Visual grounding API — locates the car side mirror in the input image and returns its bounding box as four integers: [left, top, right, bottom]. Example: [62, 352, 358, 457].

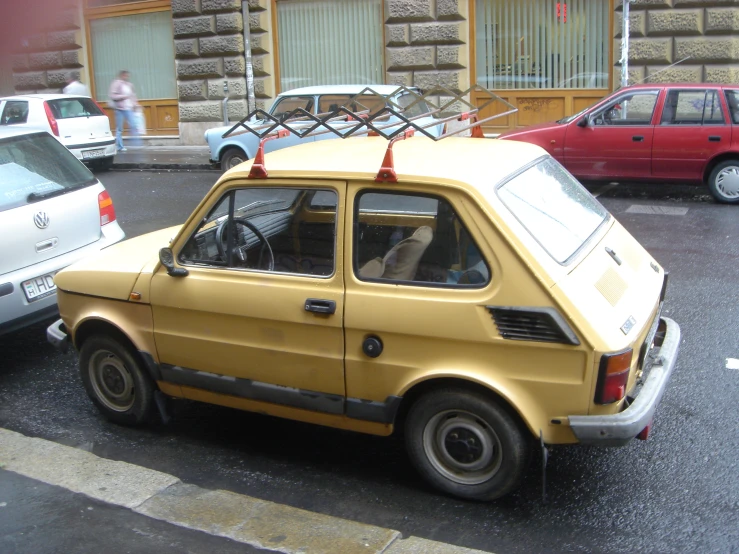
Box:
[577, 116, 589, 128]
[159, 248, 188, 277]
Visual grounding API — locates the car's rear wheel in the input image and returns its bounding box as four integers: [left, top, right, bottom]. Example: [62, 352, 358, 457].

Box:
[79, 335, 155, 425]
[708, 160, 739, 204]
[93, 156, 114, 171]
[221, 147, 247, 171]
[405, 388, 531, 501]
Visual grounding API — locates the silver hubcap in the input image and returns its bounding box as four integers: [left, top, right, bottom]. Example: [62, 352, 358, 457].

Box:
[423, 410, 502, 485]
[228, 155, 245, 169]
[88, 349, 135, 412]
[715, 166, 739, 198]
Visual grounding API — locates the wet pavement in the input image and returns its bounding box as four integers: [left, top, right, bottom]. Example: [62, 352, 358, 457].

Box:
[1, 165, 738, 553]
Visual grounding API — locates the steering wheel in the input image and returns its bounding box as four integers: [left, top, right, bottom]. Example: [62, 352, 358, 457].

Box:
[215, 217, 274, 271]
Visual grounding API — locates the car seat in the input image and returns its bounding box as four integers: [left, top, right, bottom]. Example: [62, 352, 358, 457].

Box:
[359, 226, 434, 281]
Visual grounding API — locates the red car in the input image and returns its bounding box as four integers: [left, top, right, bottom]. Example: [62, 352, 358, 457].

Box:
[498, 83, 739, 204]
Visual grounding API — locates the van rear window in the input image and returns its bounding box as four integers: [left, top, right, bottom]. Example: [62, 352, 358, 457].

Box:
[47, 98, 104, 119]
[0, 133, 96, 212]
[497, 158, 608, 264]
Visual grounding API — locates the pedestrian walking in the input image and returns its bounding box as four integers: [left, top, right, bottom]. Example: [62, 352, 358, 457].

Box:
[62, 73, 89, 96]
[108, 70, 139, 152]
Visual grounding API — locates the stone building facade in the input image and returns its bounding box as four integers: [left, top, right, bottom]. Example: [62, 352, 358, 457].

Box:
[5, 0, 739, 145]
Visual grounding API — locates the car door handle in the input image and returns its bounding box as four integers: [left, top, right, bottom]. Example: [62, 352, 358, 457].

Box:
[708, 135, 721, 142]
[304, 298, 336, 315]
[632, 135, 644, 142]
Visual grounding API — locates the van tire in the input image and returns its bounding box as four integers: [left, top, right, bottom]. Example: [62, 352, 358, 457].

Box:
[708, 160, 739, 204]
[221, 147, 247, 171]
[79, 335, 155, 426]
[405, 388, 530, 501]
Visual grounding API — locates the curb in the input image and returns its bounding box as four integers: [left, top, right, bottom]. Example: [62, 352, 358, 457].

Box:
[111, 163, 218, 171]
[0, 427, 493, 554]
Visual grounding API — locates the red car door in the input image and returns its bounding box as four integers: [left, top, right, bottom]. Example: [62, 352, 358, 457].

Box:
[564, 89, 661, 180]
[652, 88, 731, 182]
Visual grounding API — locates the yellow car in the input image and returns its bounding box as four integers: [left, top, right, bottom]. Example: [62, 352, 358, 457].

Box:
[47, 135, 680, 501]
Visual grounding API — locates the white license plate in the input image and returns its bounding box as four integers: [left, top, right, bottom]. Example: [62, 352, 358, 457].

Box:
[22, 273, 57, 302]
[82, 148, 106, 159]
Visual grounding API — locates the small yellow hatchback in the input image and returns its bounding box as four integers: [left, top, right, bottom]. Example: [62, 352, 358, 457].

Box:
[47, 134, 680, 501]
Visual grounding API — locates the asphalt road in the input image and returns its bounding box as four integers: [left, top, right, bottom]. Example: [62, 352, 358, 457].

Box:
[1, 170, 737, 553]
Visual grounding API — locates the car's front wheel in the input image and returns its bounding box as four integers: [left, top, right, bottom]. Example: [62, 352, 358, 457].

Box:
[708, 160, 739, 204]
[405, 388, 531, 501]
[221, 147, 248, 171]
[79, 335, 155, 425]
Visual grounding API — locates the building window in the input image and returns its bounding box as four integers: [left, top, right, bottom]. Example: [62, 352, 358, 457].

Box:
[89, 10, 177, 102]
[276, 0, 384, 91]
[476, 0, 609, 90]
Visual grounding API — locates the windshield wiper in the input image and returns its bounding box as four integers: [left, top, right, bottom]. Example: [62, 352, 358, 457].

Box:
[27, 183, 89, 203]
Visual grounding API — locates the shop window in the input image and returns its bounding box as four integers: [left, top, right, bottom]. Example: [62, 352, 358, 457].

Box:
[476, 0, 609, 90]
[276, 0, 384, 91]
[89, 10, 177, 102]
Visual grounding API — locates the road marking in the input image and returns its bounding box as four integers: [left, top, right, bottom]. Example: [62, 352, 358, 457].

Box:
[591, 183, 619, 198]
[0, 427, 491, 554]
[625, 205, 689, 215]
[727, 358, 739, 370]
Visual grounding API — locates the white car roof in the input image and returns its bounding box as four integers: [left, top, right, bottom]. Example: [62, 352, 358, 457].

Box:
[0, 94, 91, 101]
[0, 127, 49, 140]
[278, 85, 414, 97]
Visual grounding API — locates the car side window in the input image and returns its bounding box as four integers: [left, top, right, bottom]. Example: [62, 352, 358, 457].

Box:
[591, 92, 658, 126]
[726, 91, 739, 124]
[179, 187, 337, 277]
[1, 101, 29, 125]
[270, 96, 314, 121]
[354, 191, 490, 286]
[660, 90, 725, 125]
[318, 94, 387, 116]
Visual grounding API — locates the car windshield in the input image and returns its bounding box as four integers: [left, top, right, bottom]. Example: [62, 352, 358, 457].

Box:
[0, 133, 96, 212]
[204, 189, 302, 224]
[497, 158, 609, 264]
[47, 98, 104, 119]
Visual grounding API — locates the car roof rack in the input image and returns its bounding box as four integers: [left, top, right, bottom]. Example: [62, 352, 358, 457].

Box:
[221, 85, 517, 180]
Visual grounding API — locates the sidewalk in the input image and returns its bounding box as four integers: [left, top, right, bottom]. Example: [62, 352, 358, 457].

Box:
[112, 145, 216, 170]
[0, 427, 493, 554]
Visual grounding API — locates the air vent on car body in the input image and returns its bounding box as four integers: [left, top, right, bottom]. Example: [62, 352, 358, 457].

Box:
[487, 306, 580, 345]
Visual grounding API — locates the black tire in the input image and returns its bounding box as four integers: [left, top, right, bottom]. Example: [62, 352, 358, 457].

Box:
[79, 335, 155, 425]
[405, 388, 531, 501]
[221, 147, 248, 171]
[708, 160, 739, 204]
[94, 156, 114, 171]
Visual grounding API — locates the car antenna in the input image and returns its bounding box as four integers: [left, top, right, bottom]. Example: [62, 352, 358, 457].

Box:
[629, 56, 691, 86]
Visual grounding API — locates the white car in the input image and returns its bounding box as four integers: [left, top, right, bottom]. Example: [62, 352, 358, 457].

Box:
[0, 94, 116, 170]
[0, 128, 125, 334]
[205, 85, 443, 170]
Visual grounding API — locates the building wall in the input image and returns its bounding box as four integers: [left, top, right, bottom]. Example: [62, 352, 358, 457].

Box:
[7, 0, 739, 144]
[385, 0, 470, 93]
[9, 3, 86, 95]
[173, 0, 277, 144]
[617, 0, 739, 85]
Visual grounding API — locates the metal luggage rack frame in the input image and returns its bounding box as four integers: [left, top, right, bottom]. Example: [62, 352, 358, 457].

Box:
[221, 85, 517, 181]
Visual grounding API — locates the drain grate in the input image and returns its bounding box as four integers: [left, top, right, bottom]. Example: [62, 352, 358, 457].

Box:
[625, 205, 689, 215]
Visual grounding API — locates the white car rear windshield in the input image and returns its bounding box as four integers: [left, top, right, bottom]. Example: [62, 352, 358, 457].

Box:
[497, 158, 609, 264]
[0, 133, 96, 212]
[47, 98, 104, 119]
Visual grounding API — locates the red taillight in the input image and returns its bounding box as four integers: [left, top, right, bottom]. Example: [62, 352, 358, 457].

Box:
[98, 191, 116, 226]
[43, 101, 59, 136]
[594, 349, 633, 404]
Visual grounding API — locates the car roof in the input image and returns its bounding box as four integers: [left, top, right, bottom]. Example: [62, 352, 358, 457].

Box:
[0, 127, 49, 140]
[277, 85, 416, 97]
[0, 94, 91, 101]
[620, 83, 734, 90]
[224, 136, 546, 205]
